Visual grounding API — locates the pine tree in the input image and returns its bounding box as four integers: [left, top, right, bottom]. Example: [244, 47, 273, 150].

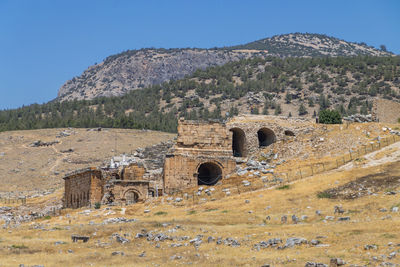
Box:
[298, 103, 308, 116]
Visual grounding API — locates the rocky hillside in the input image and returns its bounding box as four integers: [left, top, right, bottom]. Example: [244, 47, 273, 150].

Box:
[57, 49, 268, 101]
[57, 33, 393, 101]
[229, 33, 393, 57]
[2, 56, 399, 134]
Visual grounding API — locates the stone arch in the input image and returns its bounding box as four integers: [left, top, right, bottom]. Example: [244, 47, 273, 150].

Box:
[230, 128, 247, 157]
[257, 127, 276, 147]
[124, 189, 140, 204]
[284, 130, 295, 136]
[197, 162, 222, 186]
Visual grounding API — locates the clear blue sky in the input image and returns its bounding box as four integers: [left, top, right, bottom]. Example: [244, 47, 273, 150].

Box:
[0, 0, 399, 110]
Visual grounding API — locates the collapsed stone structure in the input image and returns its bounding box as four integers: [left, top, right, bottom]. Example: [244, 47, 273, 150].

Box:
[63, 115, 310, 208]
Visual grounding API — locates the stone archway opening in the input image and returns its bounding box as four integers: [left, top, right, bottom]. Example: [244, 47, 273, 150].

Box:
[230, 128, 246, 157]
[257, 128, 276, 147]
[125, 190, 139, 204]
[197, 162, 222, 186]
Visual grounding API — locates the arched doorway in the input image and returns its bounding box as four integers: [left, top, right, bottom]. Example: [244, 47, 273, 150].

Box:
[125, 190, 139, 204]
[230, 128, 246, 157]
[148, 188, 155, 197]
[197, 162, 222, 186]
[257, 128, 276, 147]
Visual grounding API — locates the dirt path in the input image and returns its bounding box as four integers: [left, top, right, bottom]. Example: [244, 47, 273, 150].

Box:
[339, 141, 400, 171]
[49, 141, 68, 172]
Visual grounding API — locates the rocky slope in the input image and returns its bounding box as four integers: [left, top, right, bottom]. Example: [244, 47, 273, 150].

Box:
[229, 33, 393, 57]
[57, 49, 268, 101]
[57, 33, 393, 101]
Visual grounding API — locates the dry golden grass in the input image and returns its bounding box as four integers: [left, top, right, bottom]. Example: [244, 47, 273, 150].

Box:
[1, 123, 400, 266]
[1, 153, 400, 266]
[0, 128, 174, 193]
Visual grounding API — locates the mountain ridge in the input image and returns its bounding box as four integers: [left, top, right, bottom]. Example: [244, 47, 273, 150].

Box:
[57, 33, 393, 102]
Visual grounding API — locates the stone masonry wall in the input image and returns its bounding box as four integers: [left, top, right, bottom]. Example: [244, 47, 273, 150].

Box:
[164, 119, 236, 194]
[227, 115, 312, 154]
[112, 181, 149, 203]
[372, 99, 400, 124]
[176, 119, 231, 149]
[64, 168, 103, 208]
[123, 164, 146, 181]
[163, 153, 236, 194]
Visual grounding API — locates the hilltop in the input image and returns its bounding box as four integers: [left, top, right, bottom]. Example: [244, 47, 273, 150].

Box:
[229, 33, 393, 57]
[57, 33, 393, 102]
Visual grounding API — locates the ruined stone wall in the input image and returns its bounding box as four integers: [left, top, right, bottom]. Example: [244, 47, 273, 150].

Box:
[163, 153, 236, 193]
[123, 163, 146, 181]
[164, 119, 237, 193]
[372, 99, 400, 124]
[112, 181, 149, 203]
[227, 115, 312, 154]
[176, 119, 231, 149]
[63, 168, 103, 208]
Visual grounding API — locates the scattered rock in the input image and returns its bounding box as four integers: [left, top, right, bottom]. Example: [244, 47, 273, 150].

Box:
[330, 258, 346, 266]
[305, 262, 328, 267]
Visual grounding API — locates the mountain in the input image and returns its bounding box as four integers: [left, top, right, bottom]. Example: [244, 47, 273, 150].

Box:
[57, 49, 268, 101]
[2, 55, 399, 133]
[57, 33, 393, 102]
[228, 33, 393, 57]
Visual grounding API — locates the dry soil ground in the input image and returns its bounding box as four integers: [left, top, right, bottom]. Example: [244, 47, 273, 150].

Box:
[0, 128, 174, 195]
[1, 123, 400, 266]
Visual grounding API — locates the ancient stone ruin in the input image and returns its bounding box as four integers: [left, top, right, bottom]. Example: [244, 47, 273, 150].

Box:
[63, 115, 321, 208]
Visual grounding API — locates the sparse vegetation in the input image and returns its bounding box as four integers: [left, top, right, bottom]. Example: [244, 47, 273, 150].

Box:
[317, 191, 333, 198]
[1, 56, 399, 133]
[94, 202, 101, 209]
[154, 211, 168, 216]
[277, 185, 291, 190]
[11, 244, 28, 249]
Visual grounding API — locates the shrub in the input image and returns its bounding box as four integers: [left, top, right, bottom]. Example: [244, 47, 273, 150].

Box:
[317, 191, 332, 198]
[277, 185, 291, 190]
[154, 211, 168, 216]
[94, 202, 101, 209]
[319, 109, 342, 124]
[11, 244, 28, 249]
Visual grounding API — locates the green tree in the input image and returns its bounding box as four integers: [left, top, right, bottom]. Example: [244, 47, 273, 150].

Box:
[319, 109, 342, 124]
[285, 92, 292, 104]
[274, 104, 282, 115]
[298, 103, 308, 116]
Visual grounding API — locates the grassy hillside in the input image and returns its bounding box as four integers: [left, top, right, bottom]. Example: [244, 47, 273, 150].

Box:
[1, 56, 400, 133]
[1, 130, 400, 266]
[0, 128, 174, 194]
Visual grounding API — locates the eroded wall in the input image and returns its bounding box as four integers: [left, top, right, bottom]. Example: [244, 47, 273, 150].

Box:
[372, 99, 400, 124]
[64, 168, 103, 208]
[164, 119, 236, 193]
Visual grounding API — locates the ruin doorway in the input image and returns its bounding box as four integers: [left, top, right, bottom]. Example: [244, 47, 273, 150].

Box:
[125, 190, 139, 204]
[230, 128, 246, 157]
[197, 162, 222, 186]
[148, 189, 155, 197]
[257, 128, 276, 147]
